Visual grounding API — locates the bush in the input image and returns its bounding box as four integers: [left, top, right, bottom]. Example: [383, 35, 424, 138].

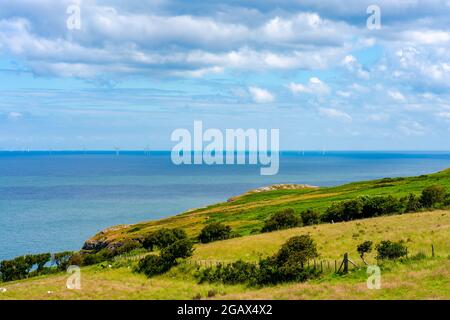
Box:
[362, 196, 403, 217]
[198, 222, 232, 243]
[342, 198, 364, 220]
[198, 260, 258, 285]
[0, 256, 31, 282]
[33, 253, 51, 272]
[445, 193, 450, 206]
[198, 235, 319, 286]
[323, 198, 364, 222]
[357, 241, 372, 264]
[142, 228, 187, 251]
[53, 251, 74, 271]
[275, 235, 318, 267]
[161, 239, 194, 263]
[402, 193, 422, 212]
[111, 239, 143, 256]
[137, 230, 193, 278]
[323, 202, 345, 222]
[420, 185, 446, 208]
[261, 208, 301, 232]
[137, 255, 171, 277]
[376, 240, 408, 260]
[300, 209, 321, 226]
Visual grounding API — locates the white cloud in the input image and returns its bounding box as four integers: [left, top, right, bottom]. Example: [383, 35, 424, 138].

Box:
[7, 111, 23, 120]
[436, 112, 450, 120]
[248, 86, 275, 103]
[342, 55, 369, 79]
[367, 113, 390, 122]
[388, 90, 406, 102]
[402, 30, 450, 45]
[171, 66, 224, 78]
[397, 121, 425, 136]
[319, 107, 352, 122]
[289, 77, 330, 96]
[336, 90, 351, 98]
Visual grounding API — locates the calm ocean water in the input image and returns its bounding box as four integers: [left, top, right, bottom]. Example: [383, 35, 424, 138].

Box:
[1, 151, 450, 261]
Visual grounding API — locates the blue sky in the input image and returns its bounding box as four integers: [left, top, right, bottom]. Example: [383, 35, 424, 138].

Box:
[1, 0, 450, 150]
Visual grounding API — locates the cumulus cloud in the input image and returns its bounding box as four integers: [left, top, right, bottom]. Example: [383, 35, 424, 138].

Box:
[319, 107, 352, 122]
[248, 86, 275, 103]
[388, 90, 406, 102]
[289, 77, 330, 96]
[342, 55, 369, 79]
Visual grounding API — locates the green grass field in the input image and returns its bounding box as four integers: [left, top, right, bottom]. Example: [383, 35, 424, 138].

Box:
[1, 210, 449, 300]
[1, 169, 449, 300]
[86, 168, 450, 246]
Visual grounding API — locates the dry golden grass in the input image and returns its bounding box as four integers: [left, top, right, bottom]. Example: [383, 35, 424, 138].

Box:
[193, 210, 450, 262]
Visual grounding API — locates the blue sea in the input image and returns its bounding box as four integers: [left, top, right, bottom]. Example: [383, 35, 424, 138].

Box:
[1, 151, 450, 261]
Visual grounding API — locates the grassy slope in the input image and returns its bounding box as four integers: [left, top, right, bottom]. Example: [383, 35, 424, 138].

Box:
[1, 210, 449, 300]
[88, 168, 450, 246]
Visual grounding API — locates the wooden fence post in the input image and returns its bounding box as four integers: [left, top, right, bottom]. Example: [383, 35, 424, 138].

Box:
[334, 260, 337, 273]
[432, 244, 435, 257]
[343, 253, 349, 274]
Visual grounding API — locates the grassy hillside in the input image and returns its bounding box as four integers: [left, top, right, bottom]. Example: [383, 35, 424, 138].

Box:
[1, 169, 449, 300]
[86, 168, 450, 248]
[1, 209, 449, 300]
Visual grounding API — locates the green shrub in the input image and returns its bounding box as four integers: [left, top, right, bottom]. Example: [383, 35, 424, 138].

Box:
[198, 235, 319, 286]
[323, 202, 345, 222]
[342, 198, 364, 220]
[275, 235, 318, 267]
[198, 260, 258, 285]
[324, 198, 364, 222]
[261, 208, 301, 232]
[160, 239, 194, 263]
[357, 241, 372, 264]
[420, 185, 446, 208]
[111, 239, 143, 256]
[137, 255, 171, 277]
[53, 251, 74, 271]
[198, 222, 232, 243]
[376, 240, 408, 260]
[362, 196, 403, 217]
[402, 193, 422, 212]
[33, 253, 51, 272]
[0, 256, 31, 282]
[142, 228, 187, 251]
[301, 209, 321, 226]
[137, 231, 193, 278]
[444, 193, 450, 206]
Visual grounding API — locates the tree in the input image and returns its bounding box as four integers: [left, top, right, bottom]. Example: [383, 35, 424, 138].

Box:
[136, 255, 171, 277]
[357, 241, 372, 265]
[53, 251, 73, 271]
[342, 198, 364, 221]
[142, 228, 187, 251]
[323, 202, 345, 222]
[198, 222, 232, 243]
[376, 240, 408, 260]
[273, 235, 319, 282]
[160, 239, 194, 263]
[301, 209, 321, 226]
[403, 193, 422, 212]
[32, 253, 51, 272]
[275, 235, 318, 267]
[261, 208, 302, 232]
[420, 185, 446, 208]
